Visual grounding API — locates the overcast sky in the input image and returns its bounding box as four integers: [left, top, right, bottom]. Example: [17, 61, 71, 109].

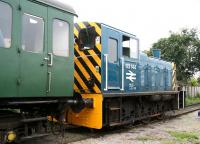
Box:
[58, 0, 200, 51]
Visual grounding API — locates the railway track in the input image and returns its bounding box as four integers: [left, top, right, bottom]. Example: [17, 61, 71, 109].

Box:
[22, 103, 200, 144]
[165, 103, 200, 117]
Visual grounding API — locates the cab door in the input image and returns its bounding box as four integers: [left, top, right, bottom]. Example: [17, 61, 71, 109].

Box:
[19, 0, 48, 97]
[47, 8, 74, 96]
[0, 0, 20, 97]
[104, 27, 121, 89]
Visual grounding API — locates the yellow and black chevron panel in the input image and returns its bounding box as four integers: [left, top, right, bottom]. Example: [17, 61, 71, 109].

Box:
[74, 22, 102, 94]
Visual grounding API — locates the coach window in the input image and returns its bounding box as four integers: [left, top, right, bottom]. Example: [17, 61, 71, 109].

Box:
[53, 19, 69, 57]
[22, 14, 44, 53]
[108, 38, 118, 63]
[0, 1, 12, 48]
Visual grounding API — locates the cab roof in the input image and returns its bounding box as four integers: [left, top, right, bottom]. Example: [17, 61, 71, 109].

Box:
[36, 0, 77, 16]
[101, 23, 136, 38]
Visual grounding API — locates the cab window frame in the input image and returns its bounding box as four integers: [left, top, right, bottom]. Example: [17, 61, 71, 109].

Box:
[122, 35, 139, 59]
[108, 37, 118, 63]
[52, 18, 70, 57]
[0, 1, 12, 49]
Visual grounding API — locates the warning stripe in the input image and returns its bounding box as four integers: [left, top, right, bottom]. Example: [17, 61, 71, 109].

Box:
[78, 22, 86, 30]
[83, 50, 101, 68]
[74, 77, 83, 91]
[74, 84, 80, 93]
[75, 64, 94, 93]
[87, 50, 101, 67]
[73, 22, 102, 94]
[74, 47, 101, 93]
[74, 70, 88, 90]
[75, 58, 101, 93]
[74, 45, 101, 83]
[88, 22, 102, 36]
[96, 44, 101, 53]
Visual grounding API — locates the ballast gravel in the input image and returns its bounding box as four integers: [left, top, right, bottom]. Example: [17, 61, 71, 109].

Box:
[69, 111, 200, 144]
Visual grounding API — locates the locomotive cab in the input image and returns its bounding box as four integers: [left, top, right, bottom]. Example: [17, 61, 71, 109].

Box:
[102, 25, 139, 92]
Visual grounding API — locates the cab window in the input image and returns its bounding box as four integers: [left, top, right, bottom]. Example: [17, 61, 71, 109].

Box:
[0, 1, 12, 48]
[22, 13, 44, 53]
[108, 38, 118, 63]
[122, 35, 139, 59]
[78, 26, 96, 50]
[53, 19, 69, 57]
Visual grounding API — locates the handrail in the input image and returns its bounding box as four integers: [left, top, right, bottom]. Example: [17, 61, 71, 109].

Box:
[104, 54, 108, 91]
[120, 57, 124, 91]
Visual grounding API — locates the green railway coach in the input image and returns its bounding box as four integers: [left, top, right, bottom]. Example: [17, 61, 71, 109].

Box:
[0, 0, 77, 143]
[0, 0, 75, 100]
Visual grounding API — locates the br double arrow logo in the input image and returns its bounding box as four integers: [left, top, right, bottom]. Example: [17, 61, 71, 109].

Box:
[126, 70, 136, 82]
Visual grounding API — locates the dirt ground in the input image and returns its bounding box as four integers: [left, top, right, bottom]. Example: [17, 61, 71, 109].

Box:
[69, 111, 200, 144]
[24, 111, 200, 144]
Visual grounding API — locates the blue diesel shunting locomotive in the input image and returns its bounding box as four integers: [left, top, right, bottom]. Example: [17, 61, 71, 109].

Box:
[69, 22, 178, 129]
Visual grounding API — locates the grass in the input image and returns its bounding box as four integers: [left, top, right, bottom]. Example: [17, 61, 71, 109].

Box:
[162, 140, 176, 144]
[168, 131, 199, 143]
[185, 94, 200, 106]
[135, 132, 200, 143]
[135, 135, 163, 142]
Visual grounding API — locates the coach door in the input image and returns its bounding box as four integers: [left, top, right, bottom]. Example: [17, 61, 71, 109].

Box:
[0, 0, 20, 97]
[46, 8, 74, 96]
[19, 0, 48, 97]
[104, 27, 121, 89]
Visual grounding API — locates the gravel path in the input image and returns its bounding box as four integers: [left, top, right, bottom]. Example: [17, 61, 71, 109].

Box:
[70, 111, 200, 144]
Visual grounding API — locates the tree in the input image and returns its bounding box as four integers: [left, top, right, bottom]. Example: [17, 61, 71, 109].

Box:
[188, 77, 198, 86]
[197, 76, 200, 85]
[149, 28, 200, 83]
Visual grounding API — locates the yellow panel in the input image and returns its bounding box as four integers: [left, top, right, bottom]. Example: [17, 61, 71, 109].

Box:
[67, 94, 103, 129]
